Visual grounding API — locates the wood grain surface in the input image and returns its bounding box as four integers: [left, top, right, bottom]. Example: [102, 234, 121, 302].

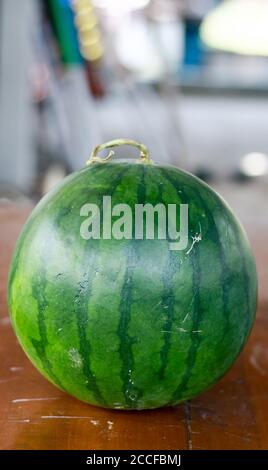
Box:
[0, 201, 267, 450]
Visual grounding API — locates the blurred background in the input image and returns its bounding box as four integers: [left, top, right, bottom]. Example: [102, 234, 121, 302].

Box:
[0, 0, 268, 294]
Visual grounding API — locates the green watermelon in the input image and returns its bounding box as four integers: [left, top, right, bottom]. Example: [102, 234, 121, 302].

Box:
[8, 140, 257, 410]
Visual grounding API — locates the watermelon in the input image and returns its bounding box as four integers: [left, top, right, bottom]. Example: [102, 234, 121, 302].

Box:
[8, 140, 257, 410]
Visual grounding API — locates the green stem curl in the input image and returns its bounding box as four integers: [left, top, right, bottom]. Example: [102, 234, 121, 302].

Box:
[86, 139, 152, 165]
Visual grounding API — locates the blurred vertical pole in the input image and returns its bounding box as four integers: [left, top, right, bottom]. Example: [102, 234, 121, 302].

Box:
[0, 0, 37, 191]
[43, 0, 104, 170]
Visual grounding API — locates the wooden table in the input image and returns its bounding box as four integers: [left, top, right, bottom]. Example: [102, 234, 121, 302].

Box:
[1, 201, 268, 450]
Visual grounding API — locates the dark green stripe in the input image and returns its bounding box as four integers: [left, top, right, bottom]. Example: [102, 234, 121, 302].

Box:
[31, 268, 64, 389]
[170, 245, 201, 401]
[117, 165, 147, 408]
[158, 252, 177, 379]
[8, 217, 39, 312]
[152, 171, 179, 379]
[232, 226, 254, 337]
[8, 167, 101, 312]
[54, 163, 109, 229]
[182, 175, 230, 334]
[160, 168, 229, 400]
[27, 171, 96, 389]
[73, 253, 105, 404]
[117, 244, 139, 407]
[159, 169, 199, 384]
[74, 165, 130, 405]
[201, 197, 230, 337]
[28, 165, 108, 390]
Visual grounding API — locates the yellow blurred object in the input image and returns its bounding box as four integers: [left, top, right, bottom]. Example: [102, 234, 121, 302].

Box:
[201, 0, 268, 56]
[81, 42, 104, 61]
[82, 31, 101, 46]
[72, 0, 93, 12]
[75, 11, 97, 28]
[72, 0, 104, 62]
[76, 17, 98, 31]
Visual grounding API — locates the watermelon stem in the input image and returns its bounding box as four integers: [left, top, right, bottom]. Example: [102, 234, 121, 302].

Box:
[87, 139, 152, 166]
